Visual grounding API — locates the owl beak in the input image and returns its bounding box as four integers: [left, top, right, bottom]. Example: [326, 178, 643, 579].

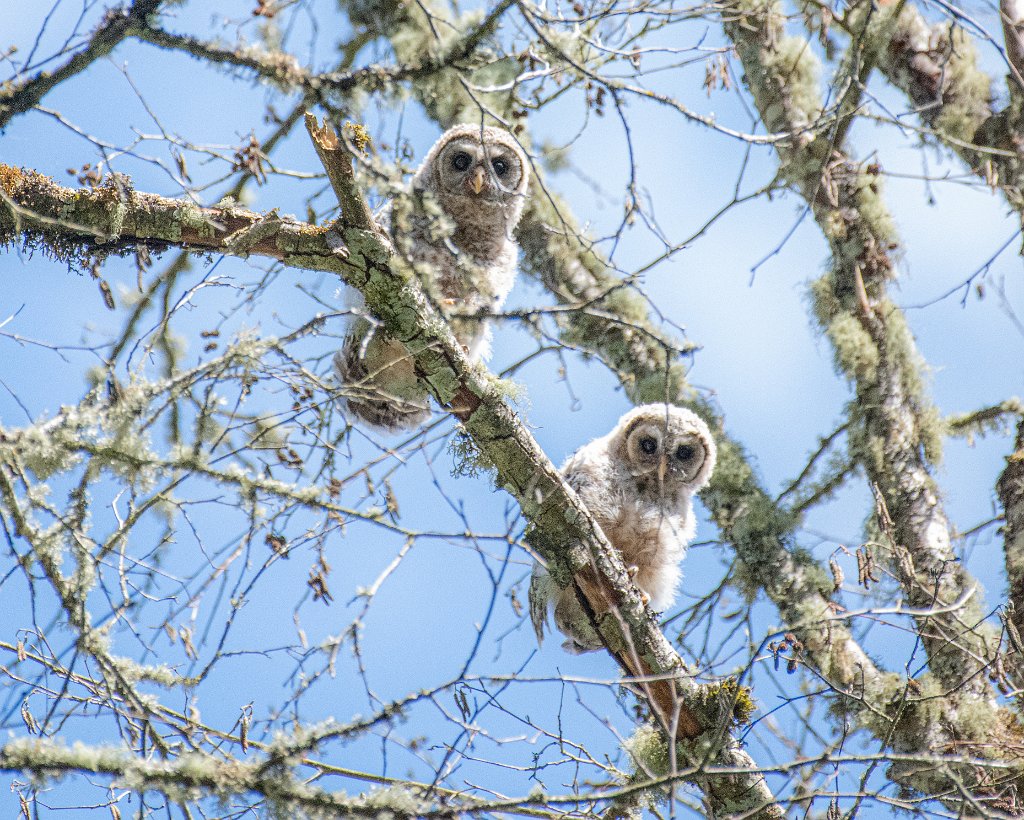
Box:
[471, 166, 486, 195]
[657, 456, 668, 484]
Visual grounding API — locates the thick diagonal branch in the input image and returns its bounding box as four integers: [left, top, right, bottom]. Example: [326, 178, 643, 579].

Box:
[1000, 420, 1024, 631]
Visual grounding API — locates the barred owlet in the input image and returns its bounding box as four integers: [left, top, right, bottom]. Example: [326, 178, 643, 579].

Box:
[334, 124, 530, 431]
[529, 404, 717, 653]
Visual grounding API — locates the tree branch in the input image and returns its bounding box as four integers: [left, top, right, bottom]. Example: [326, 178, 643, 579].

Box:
[1002, 0, 1024, 86]
[128, 1, 514, 101]
[0, 737, 484, 818]
[882, 4, 1024, 212]
[0, 0, 165, 130]
[0, 163, 338, 267]
[304, 114, 380, 234]
[1000, 419, 1024, 634]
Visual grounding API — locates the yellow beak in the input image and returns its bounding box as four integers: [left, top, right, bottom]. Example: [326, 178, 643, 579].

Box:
[657, 456, 667, 484]
[471, 166, 485, 195]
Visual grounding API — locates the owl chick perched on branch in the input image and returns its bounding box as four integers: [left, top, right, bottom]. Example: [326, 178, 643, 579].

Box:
[529, 404, 717, 654]
[334, 124, 530, 431]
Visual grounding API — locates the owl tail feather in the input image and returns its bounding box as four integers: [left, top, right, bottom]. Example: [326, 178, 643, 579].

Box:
[333, 336, 431, 433]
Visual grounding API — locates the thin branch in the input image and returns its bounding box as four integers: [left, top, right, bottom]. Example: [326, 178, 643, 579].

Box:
[0, 0, 166, 130]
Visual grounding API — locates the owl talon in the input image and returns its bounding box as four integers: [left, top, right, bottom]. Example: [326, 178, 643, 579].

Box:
[627, 564, 639, 579]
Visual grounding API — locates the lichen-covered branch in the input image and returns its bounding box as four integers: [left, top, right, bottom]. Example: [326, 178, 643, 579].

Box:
[0, 0, 166, 130]
[128, 1, 514, 101]
[305, 114, 381, 234]
[948, 398, 1024, 439]
[0, 461, 178, 756]
[882, 4, 1024, 211]
[867, 0, 1024, 674]
[0, 737, 497, 818]
[1000, 419, 1024, 633]
[723, 0, 1021, 804]
[0, 163, 341, 269]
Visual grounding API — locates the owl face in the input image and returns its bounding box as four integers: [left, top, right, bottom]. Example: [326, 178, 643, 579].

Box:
[616, 405, 716, 490]
[421, 125, 529, 208]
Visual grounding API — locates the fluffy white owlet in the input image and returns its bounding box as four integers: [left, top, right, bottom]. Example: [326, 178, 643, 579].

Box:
[529, 404, 717, 653]
[334, 124, 530, 431]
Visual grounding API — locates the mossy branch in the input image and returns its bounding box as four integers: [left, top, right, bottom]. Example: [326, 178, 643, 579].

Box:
[999, 418, 1024, 635]
[0, 737, 436, 818]
[947, 398, 1024, 439]
[0, 163, 342, 270]
[304, 113, 381, 234]
[882, 4, 1024, 213]
[127, 0, 515, 100]
[723, 0, 1021, 806]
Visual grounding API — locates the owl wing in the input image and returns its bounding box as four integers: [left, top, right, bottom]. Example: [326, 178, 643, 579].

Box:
[527, 449, 613, 647]
[562, 448, 618, 523]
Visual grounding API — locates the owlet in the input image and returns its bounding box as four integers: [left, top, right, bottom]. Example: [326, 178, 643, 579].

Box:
[529, 404, 717, 653]
[334, 124, 530, 431]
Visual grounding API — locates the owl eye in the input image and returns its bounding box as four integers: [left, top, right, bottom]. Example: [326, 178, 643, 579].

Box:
[451, 152, 472, 171]
[492, 158, 509, 176]
[675, 444, 696, 462]
[638, 436, 658, 455]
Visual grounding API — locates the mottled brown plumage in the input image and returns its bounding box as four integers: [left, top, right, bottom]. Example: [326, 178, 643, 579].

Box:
[334, 124, 530, 431]
[529, 404, 717, 653]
